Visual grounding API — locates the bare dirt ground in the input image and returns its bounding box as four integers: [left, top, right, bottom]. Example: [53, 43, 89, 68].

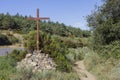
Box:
[73, 60, 97, 80]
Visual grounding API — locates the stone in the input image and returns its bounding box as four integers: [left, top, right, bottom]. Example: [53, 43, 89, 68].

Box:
[16, 50, 56, 72]
[26, 54, 32, 58]
[27, 59, 33, 63]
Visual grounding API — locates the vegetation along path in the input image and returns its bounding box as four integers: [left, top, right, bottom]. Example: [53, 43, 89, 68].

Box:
[73, 60, 97, 80]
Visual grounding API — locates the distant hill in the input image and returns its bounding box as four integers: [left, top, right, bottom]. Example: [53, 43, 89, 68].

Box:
[0, 13, 90, 37]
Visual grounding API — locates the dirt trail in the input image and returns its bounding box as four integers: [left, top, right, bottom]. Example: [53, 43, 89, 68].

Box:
[73, 61, 97, 80]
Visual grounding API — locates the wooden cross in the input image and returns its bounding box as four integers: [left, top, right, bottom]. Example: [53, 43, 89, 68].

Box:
[28, 8, 50, 51]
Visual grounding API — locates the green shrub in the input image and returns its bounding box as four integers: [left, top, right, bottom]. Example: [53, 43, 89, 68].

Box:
[24, 31, 72, 72]
[0, 33, 11, 45]
[79, 38, 89, 47]
[98, 41, 120, 59]
[7, 34, 19, 44]
[83, 48, 100, 70]
[0, 56, 16, 80]
[66, 47, 86, 63]
[110, 61, 120, 80]
[9, 49, 27, 61]
[60, 37, 84, 48]
[0, 33, 19, 45]
[82, 30, 91, 37]
[11, 68, 79, 80]
[84, 47, 120, 80]
[43, 36, 72, 72]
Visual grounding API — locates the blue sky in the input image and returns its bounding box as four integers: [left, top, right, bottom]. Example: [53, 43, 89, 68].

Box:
[0, 0, 103, 30]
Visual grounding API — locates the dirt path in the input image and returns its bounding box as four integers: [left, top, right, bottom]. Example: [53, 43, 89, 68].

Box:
[73, 61, 97, 80]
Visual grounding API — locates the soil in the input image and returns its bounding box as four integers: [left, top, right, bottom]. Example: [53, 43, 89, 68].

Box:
[73, 60, 97, 80]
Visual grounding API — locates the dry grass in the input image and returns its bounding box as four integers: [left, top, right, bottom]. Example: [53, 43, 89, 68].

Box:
[84, 47, 120, 80]
[11, 69, 79, 80]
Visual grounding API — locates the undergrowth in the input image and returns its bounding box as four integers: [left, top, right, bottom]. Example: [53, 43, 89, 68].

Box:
[84, 46, 120, 80]
[11, 68, 79, 80]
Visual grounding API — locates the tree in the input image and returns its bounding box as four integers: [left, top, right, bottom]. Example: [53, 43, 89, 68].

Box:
[87, 0, 120, 45]
[0, 14, 4, 28]
[2, 13, 15, 29]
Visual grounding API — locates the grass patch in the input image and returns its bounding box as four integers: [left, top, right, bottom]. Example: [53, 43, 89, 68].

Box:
[0, 56, 16, 80]
[11, 68, 79, 80]
[84, 47, 120, 80]
[66, 47, 87, 63]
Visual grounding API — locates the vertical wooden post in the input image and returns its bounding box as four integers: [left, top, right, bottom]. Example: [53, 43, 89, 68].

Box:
[27, 8, 50, 51]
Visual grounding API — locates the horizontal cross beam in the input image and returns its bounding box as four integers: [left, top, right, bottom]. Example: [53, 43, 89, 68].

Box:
[27, 17, 50, 20]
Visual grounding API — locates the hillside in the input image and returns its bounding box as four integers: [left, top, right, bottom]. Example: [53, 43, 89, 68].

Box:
[0, 13, 90, 37]
[0, 0, 120, 79]
[0, 12, 91, 80]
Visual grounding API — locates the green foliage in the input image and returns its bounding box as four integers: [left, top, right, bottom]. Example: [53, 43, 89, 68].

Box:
[84, 48, 101, 71]
[24, 31, 72, 72]
[9, 49, 27, 61]
[61, 37, 84, 48]
[79, 38, 89, 47]
[110, 61, 120, 80]
[93, 21, 120, 45]
[24, 31, 36, 51]
[0, 56, 79, 80]
[0, 13, 89, 37]
[87, 0, 120, 46]
[85, 1, 120, 79]
[40, 21, 83, 37]
[7, 34, 19, 44]
[0, 56, 16, 80]
[11, 68, 79, 80]
[84, 47, 120, 80]
[0, 33, 11, 45]
[82, 30, 91, 37]
[98, 41, 120, 59]
[66, 48, 86, 63]
[0, 33, 19, 45]
[0, 13, 23, 30]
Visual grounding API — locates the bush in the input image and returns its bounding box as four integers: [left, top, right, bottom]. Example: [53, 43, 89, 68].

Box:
[66, 48, 86, 63]
[7, 34, 19, 44]
[0, 33, 11, 45]
[0, 33, 19, 45]
[11, 68, 79, 80]
[82, 30, 91, 37]
[98, 41, 120, 59]
[0, 50, 27, 80]
[110, 61, 120, 80]
[60, 37, 84, 48]
[84, 47, 120, 80]
[0, 56, 16, 80]
[0, 56, 79, 80]
[24, 31, 72, 72]
[9, 49, 27, 61]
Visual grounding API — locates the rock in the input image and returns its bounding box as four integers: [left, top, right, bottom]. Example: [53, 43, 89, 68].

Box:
[31, 62, 37, 67]
[16, 50, 56, 72]
[26, 54, 32, 58]
[27, 59, 32, 63]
